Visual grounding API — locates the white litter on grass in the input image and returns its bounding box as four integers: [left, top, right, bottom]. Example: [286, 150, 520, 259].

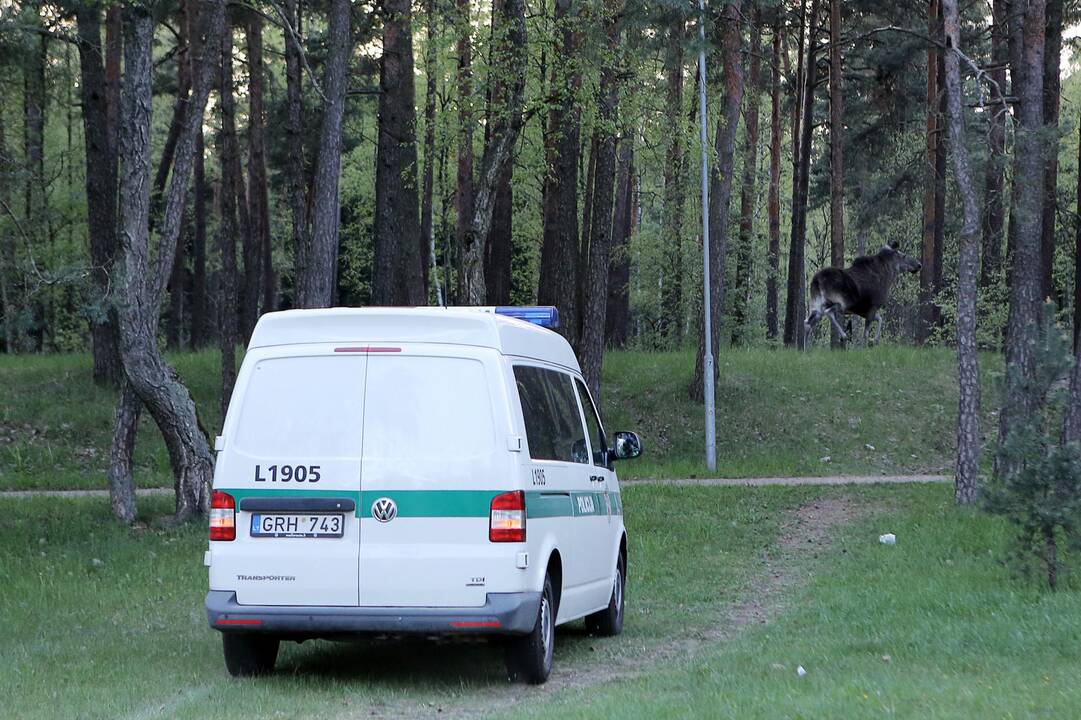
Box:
[864, 443, 876, 451]
[820, 456, 832, 463]
[797, 665, 808, 677]
[879, 533, 896, 545]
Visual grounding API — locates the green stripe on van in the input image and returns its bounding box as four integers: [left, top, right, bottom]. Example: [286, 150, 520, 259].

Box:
[217, 488, 622, 518]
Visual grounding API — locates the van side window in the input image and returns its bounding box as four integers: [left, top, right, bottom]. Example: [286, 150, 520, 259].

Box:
[513, 366, 589, 464]
[574, 379, 607, 467]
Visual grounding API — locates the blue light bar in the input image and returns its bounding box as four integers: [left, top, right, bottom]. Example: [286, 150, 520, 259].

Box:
[495, 306, 560, 329]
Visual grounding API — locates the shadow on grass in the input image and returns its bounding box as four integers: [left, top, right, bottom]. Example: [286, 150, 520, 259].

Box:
[272, 624, 599, 686]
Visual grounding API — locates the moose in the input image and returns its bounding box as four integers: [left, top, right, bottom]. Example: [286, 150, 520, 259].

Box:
[804, 241, 922, 346]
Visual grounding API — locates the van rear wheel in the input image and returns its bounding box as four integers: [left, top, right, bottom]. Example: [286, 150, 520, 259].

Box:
[585, 554, 625, 637]
[222, 633, 279, 677]
[505, 573, 555, 684]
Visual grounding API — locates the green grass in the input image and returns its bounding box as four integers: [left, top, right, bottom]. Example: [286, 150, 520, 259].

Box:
[505, 484, 1081, 719]
[0, 484, 817, 719]
[0, 345, 999, 490]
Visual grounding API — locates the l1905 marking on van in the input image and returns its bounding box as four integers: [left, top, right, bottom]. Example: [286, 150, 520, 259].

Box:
[253, 464, 321, 483]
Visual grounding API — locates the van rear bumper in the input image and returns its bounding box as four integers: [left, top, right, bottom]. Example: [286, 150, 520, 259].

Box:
[205, 590, 541, 636]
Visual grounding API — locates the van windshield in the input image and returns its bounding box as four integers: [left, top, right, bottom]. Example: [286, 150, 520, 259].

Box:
[233, 356, 366, 458]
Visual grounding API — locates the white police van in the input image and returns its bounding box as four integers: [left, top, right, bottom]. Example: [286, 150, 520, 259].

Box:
[205, 306, 641, 683]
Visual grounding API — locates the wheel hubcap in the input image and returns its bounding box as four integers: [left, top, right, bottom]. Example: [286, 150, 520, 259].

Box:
[541, 595, 553, 669]
[614, 567, 623, 619]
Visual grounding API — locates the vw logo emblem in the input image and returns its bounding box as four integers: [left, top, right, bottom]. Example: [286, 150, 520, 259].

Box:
[371, 497, 397, 523]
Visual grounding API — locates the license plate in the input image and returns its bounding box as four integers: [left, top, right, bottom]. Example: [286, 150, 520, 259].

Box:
[250, 513, 344, 538]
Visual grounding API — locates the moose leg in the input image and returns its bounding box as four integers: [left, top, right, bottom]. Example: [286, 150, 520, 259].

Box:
[873, 314, 884, 345]
[826, 307, 848, 342]
[804, 309, 823, 348]
[863, 313, 875, 346]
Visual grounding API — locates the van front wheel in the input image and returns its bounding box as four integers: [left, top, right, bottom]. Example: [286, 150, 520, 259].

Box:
[585, 554, 625, 637]
[222, 633, 279, 677]
[505, 574, 555, 684]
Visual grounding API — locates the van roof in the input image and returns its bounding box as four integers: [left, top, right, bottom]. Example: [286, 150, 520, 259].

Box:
[248, 307, 581, 371]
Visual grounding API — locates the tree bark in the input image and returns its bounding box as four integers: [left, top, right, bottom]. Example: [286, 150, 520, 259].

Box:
[605, 141, 634, 347]
[247, 12, 274, 323]
[998, 0, 1048, 471]
[459, 0, 527, 304]
[75, 3, 123, 384]
[0, 106, 15, 353]
[1065, 109, 1081, 442]
[284, 0, 309, 307]
[420, 0, 439, 303]
[659, 17, 686, 345]
[191, 128, 207, 347]
[732, 7, 762, 347]
[482, 0, 516, 306]
[106, 380, 140, 523]
[295, 0, 351, 308]
[578, 0, 624, 400]
[690, 0, 744, 400]
[941, 0, 982, 503]
[373, 0, 426, 305]
[1039, 0, 1063, 302]
[828, 0, 844, 348]
[766, 18, 782, 340]
[918, 0, 941, 345]
[453, 0, 476, 304]
[218, 20, 241, 418]
[113, 0, 223, 523]
[784, 0, 818, 348]
[537, 0, 583, 343]
[981, 0, 1007, 290]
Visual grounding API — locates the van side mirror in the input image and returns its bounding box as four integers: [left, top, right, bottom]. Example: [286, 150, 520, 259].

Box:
[610, 431, 642, 461]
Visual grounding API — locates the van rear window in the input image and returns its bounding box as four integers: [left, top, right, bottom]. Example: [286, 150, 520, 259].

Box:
[362, 356, 496, 470]
[234, 356, 366, 457]
[513, 366, 588, 464]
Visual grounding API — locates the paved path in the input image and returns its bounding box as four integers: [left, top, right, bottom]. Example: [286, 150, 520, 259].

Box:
[0, 474, 949, 499]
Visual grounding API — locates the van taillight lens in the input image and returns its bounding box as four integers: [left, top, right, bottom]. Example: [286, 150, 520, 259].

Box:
[209, 491, 236, 541]
[490, 491, 526, 542]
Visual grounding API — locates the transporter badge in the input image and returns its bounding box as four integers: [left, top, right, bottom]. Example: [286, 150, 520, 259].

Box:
[371, 497, 397, 523]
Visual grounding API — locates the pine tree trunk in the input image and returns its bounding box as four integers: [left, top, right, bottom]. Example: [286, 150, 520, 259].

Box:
[578, 0, 624, 399]
[218, 12, 242, 418]
[1064, 109, 1081, 442]
[766, 19, 782, 340]
[1039, 0, 1063, 302]
[75, 4, 123, 384]
[828, 0, 844, 348]
[420, 0, 439, 302]
[690, 0, 744, 400]
[784, 0, 818, 348]
[167, 2, 194, 350]
[296, 0, 350, 308]
[942, 0, 982, 503]
[0, 108, 15, 353]
[284, 0, 309, 307]
[537, 0, 582, 343]
[605, 141, 634, 348]
[460, 0, 527, 304]
[918, 0, 941, 345]
[482, 0, 515, 307]
[114, 0, 223, 523]
[191, 128, 207, 347]
[106, 379, 140, 523]
[981, 0, 1007, 290]
[659, 18, 685, 346]
[732, 7, 762, 347]
[998, 0, 1048, 472]
[247, 13, 274, 317]
[453, 0, 476, 303]
[373, 0, 425, 305]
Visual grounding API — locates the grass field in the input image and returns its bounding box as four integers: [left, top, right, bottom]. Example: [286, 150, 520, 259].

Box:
[5, 483, 1079, 718]
[0, 345, 1000, 490]
[0, 484, 818, 719]
[507, 484, 1081, 719]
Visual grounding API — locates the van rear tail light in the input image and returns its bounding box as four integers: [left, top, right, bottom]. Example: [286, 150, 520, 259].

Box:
[209, 491, 236, 541]
[490, 491, 526, 542]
